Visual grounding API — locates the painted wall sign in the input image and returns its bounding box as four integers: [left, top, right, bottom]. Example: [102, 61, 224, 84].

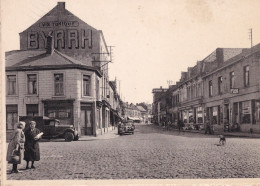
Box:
[231, 88, 239, 94]
[27, 29, 92, 49]
[152, 89, 167, 93]
[39, 21, 79, 28]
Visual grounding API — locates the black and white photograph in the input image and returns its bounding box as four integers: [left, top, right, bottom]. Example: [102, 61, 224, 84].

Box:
[1, 0, 260, 186]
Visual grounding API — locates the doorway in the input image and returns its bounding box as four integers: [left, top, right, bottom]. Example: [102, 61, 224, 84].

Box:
[81, 103, 93, 135]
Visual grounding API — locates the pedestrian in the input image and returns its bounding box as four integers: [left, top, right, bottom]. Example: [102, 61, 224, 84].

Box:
[24, 121, 42, 169]
[177, 119, 183, 132]
[6, 121, 26, 173]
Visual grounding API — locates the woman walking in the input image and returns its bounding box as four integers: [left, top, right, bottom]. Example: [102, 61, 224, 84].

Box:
[24, 121, 42, 169]
[6, 121, 26, 173]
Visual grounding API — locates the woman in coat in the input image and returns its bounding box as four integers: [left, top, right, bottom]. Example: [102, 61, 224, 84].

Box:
[24, 121, 41, 169]
[6, 121, 26, 173]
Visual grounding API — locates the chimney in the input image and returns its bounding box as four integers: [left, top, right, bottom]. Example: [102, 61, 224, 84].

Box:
[160, 86, 162, 89]
[57, 2, 65, 11]
[216, 48, 224, 66]
[46, 35, 54, 54]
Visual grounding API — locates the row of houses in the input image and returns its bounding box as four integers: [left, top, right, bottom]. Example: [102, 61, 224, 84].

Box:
[5, 2, 125, 138]
[123, 102, 152, 123]
[152, 44, 260, 133]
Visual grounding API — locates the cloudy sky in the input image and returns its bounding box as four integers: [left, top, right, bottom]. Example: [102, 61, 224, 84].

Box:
[2, 0, 260, 104]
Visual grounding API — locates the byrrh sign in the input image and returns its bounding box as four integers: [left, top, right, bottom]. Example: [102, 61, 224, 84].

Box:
[27, 21, 92, 49]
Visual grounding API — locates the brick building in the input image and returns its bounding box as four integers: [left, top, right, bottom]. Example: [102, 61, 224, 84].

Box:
[5, 2, 122, 138]
[152, 45, 260, 133]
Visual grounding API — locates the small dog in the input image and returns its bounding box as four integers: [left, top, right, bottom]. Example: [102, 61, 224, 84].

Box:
[219, 135, 226, 145]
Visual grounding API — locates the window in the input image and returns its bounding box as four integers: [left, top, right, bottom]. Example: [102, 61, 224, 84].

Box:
[244, 66, 249, 87]
[26, 104, 38, 116]
[6, 105, 18, 130]
[96, 78, 99, 100]
[230, 71, 235, 89]
[209, 80, 213, 97]
[54, 74, 64, 95]
[212, 106, 218, 124]
[241, 101, 251, 124]
[83, 75, 91, 96]
[218, 76, 223, 94]
[27, 74, 37, 94]
[7, 75, 16, 95]
[196, 107, 203, 123]
[188, 109, 194, 123]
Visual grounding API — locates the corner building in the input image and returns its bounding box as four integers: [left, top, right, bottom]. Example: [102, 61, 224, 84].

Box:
[6, 2, 114, 138]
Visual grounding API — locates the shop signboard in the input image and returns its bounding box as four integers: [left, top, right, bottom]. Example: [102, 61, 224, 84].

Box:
[231, 88, 239, 94]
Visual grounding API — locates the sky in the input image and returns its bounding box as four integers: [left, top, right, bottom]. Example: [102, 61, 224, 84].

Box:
[2, 0, 260, 104]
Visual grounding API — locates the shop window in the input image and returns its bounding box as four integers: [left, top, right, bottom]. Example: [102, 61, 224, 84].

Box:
[212, 106, 218, 124]
[188, 109, 194, 123]
[230, 71, 235, 89]
[244, 66, 249, 87]
[27, 74, 37, 94]
[197, 107, 203, 123]
[254, 100, 260, 124]
[83, 75, 91, 96]
[218, 76, 223, 94]
[7, 75, 16, 95]
[241, 101, 251, 124]
[183, 111, 188, 123]
[209, 80, 213, 97]
[54, 74, 64, 95]
[26, 104, 39, 116]
[219, 106, 223, 124]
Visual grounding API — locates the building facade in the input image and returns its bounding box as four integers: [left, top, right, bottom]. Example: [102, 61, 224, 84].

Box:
[6, 2, 121, 138]
[152, 46, 260, 133]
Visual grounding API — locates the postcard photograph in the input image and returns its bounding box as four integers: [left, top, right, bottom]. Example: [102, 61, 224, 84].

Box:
[1, 0, 260, 186]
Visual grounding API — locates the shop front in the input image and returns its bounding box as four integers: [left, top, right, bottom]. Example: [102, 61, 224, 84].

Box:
[43, 99, 74, 126]
[232, 99, 260, 133]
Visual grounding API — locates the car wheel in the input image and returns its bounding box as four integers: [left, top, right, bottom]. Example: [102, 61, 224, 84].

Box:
[64, 132, 74, 142]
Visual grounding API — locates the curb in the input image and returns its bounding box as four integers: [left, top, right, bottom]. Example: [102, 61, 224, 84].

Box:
[152, 124, 260, 138]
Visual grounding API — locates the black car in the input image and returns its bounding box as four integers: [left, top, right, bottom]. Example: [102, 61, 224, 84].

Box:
[118, 121, 135, 135]
[20, 116, 79, 142]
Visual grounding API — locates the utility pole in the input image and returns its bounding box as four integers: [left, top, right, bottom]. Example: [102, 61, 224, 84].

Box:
[248, 28, 253, 48]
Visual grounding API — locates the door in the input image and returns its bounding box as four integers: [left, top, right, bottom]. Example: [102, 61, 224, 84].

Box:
[80, 110, 86, 135]
[81, 105, 93, 135]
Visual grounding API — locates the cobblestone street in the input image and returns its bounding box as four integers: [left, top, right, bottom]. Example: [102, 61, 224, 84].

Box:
[6, 124, 260, 180]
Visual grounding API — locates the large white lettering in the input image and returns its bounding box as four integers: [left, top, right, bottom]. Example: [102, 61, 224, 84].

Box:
[28, 31, 39, 49]
[29, 29, 92, 49]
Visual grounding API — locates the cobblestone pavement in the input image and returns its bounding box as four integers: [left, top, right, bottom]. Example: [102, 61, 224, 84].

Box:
[6, 124, 260, 180]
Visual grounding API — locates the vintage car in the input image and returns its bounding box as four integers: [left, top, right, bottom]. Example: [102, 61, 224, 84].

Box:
[118, 121, 135, 135]
[19, 116, 79, 142]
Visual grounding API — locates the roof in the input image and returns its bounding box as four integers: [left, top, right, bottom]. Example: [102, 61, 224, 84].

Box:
[6, 49, 87, 67]
[203, 43, 260, 78]
[20, 2, 97, 34]
[5, 49, 102, 76]
[137, 106, 146, 112]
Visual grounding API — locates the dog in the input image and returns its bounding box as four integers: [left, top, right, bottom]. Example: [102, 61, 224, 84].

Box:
[219, 135, 226, 145]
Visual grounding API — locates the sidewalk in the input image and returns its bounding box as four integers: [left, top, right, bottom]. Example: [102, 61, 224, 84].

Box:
[79, 128, 119, 141]
[155, 124, 260, 138]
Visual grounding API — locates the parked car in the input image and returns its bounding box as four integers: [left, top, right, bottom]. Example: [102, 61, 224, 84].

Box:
[118, 121, 135, 135]
[19, 116, 79, 142]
